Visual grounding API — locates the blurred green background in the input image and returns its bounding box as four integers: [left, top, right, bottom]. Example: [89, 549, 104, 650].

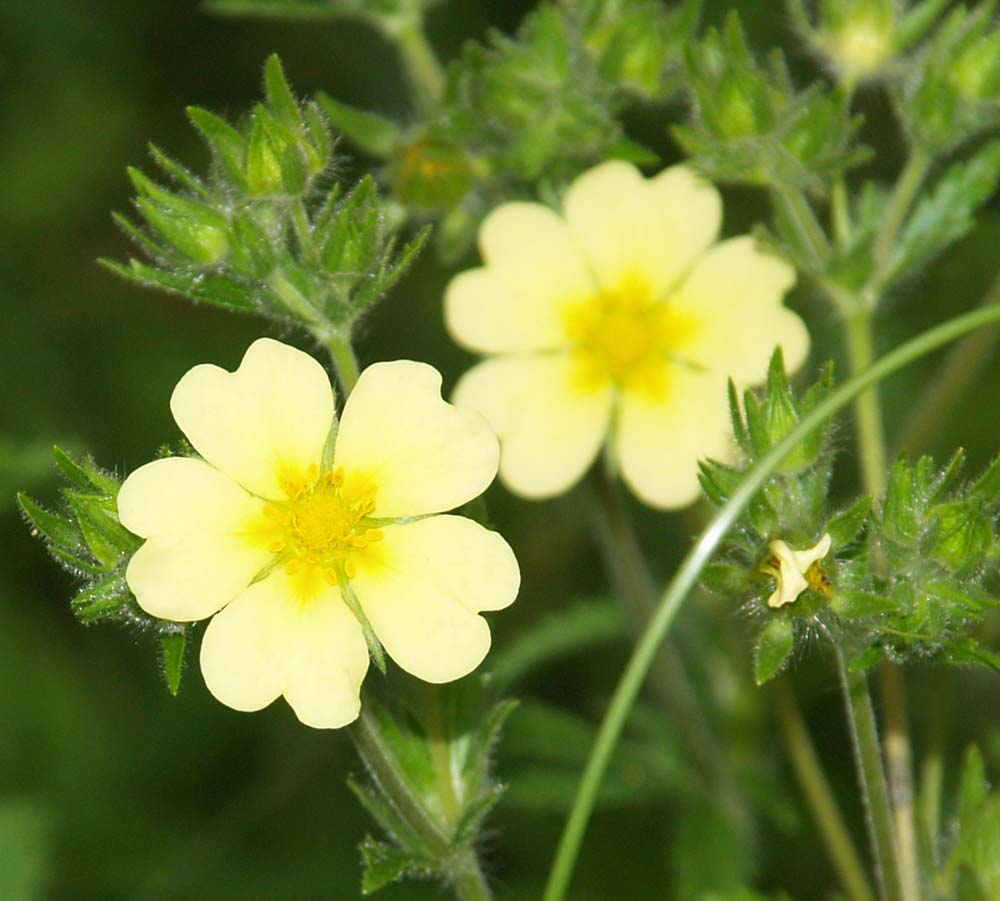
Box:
[3, 1, 1000, 899]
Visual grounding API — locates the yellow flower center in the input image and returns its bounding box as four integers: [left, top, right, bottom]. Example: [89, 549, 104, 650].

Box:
[564, 278, 695, 395]
[264, 466, 383, 582]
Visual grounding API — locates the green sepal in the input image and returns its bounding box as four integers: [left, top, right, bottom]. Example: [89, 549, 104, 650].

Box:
[339, 574, 387, 674]
[754, 618, 794, 685]
[830, 588, 898, 619]
[70, 573, 132, 624]
[246, 112, 285, 196]
[316, 93, 400, 158]
[159, 627, 187, 695]
[52, 446, 119, 495]
[17, 492, 84, 552]
[928, 500, 993, 575]
[826, 496, 872, 549]
[702, 563, 752, 596]
[263, 54, 301, 130]
[186, 105, 249, 189]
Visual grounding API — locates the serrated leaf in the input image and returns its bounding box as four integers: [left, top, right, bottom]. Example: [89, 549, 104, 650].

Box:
[359, 836, 432, 894]
[826, 496, 872, 549]
[888, 142, 1000, 285]
[159, 628, 187, 695]
[754, 619, 794, 685]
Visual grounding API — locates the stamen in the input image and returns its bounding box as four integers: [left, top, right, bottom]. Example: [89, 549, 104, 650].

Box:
[344, 558, 357, 579]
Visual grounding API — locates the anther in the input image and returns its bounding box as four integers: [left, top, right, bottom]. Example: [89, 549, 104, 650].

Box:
[286, 559, 301, 575]
[344, 558, 357, 579]
[268, 539, 287, 553]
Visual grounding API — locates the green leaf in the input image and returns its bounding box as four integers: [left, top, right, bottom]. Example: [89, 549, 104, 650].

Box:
[358, 836, 432, 894]
[316, 93, 400, 158]
[754, 619, 794, 685]
[159, 628, 187, 695]
[888, 142, 1000, 285]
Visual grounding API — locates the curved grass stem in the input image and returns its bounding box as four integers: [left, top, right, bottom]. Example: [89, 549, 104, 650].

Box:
[542, 301, 1000, 901]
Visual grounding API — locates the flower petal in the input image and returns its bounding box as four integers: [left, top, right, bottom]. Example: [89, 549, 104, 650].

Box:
[333, 360, 499, 518]
[564, 161, 721, 299]
[118, 457, 272, 621]
[200, 570, 368, 728]
[445, 202, 595, 354]
[351, 515, 519, 683]
[170, 338, 334, 499]
[668, 236, 806, 384]
[453, 354, 612, 500]
[616, 364, 733, 509]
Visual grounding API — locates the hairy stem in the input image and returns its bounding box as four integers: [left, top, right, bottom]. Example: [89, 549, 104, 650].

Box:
[773, 677, 875, 901]
[351, 707, 492, 901]
[323, 330, 361, 394]
[870, 150, 933, 295]
[393, 20, 445, 104]
[422, 683, 461, 824]
[771, 184, 832, 273]
[835, 649, 903, 901]
[351, 708, 450, 857]
[542, 302, 1000, 901]
[845, 309, 888, 497]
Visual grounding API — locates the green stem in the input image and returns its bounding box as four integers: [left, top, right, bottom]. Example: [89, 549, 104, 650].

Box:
[393, 20, 445, 104]
[351, 708, 492, 901]
[323, 330, 361, 394]
[845, 309, 888, 497]
[589, 470, 746, 829]
[835, 649, 903, 901]
[773, 678, 876, 901]
[772, 183, 832, 272]
[266, 270, 329, 333]
[290, 198, 319, 266]
[421, 684, 493, 901]
[542, 301, 1000, 901]
[422, 683, 461, 824]
[351, 708, 450, 857]
[870, 150, 933, 296]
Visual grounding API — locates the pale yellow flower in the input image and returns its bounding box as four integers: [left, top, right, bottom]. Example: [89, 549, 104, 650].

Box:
[765, 534, 832, 609]
[117, 339, 519, 729]
[445, 160, 809, 508]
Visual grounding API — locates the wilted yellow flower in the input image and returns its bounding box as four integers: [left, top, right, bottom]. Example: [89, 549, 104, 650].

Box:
[117, 339, 519, 729]
[445, 160, 809, 509]
[765, 534, 832, 609]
